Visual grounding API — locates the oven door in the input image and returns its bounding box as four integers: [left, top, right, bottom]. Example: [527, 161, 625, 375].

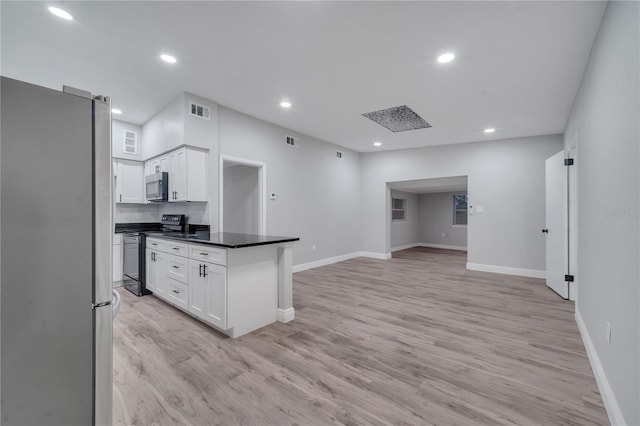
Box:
[122, 234, 140, 281]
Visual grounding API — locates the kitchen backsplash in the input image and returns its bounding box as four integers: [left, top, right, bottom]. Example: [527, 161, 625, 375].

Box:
[115, 202, 210, 225]
[160, 202, 210, 225]
[114, 204, 160, 223]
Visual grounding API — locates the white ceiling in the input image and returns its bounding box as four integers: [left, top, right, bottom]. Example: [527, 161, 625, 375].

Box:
[389, 176, 468, 194]
[0, 1, 606, 152]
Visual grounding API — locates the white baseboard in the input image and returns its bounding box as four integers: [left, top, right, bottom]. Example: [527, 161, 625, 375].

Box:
[359, 251, 392, 260]
[466, 262, 545, 279]
[277, 307, 295, 323]
[418, 243, 467, 252]
[292, 251, 393, 273]
[292, 252, 362, 273]
[390, 243, 422, 252]
[575, 309, 626, 426]
[391, 243, 468, 252]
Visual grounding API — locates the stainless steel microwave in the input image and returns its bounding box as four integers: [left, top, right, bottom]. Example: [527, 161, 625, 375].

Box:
[145, 172, 168, 202]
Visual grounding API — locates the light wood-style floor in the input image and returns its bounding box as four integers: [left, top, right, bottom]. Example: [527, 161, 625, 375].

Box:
[113, 247, 608, 426]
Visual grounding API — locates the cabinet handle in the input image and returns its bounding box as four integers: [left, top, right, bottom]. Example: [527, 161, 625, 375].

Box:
[203, 264, 207, 278]
[172, 247, 179, 250]
[199, 252, 208, 256]
[172, 289, 180, 294]
[119, 194, 122, 202]
[172, 265, 179, 269]
[199, 264, 203, 277]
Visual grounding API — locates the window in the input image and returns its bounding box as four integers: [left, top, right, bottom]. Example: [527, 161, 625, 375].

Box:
[453, 194, 468, 226]
[392, 198, 406, 221]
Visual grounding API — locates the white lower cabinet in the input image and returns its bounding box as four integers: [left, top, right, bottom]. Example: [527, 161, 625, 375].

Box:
[146, 248, 166, 298]
[166, 278, 189, 311]
[113, 233, 123, 283]
[148, 238, 277, 338]
[189, 259, 227, 330]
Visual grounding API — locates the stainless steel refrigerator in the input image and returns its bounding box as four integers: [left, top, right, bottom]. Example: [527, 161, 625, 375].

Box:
[1, 77, 113, 425]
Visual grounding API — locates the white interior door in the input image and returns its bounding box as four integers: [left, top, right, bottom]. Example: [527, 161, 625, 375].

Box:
[545, 151, 569, 299]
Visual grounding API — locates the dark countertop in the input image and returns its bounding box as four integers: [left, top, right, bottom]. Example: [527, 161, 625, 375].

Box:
[144, 231, 299, 249]
[115, 222, 163, 233]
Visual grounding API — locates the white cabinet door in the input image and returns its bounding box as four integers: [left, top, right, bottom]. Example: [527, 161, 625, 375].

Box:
[112, 242, 122, 283]
[188, 259, 206, 319]
[149, 156, 169, 175]
[203, 261, 227, 330]
[169, 148, 186, 202]
[116, 159, 144, 203]
[145, 249, 156, 293]
[146, 249, 167, 298]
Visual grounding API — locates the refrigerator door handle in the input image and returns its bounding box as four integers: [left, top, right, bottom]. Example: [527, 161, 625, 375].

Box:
[93, 96, 112, 305]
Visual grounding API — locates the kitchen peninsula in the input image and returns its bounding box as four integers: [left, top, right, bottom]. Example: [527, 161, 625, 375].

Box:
[143, 231, 299, 338]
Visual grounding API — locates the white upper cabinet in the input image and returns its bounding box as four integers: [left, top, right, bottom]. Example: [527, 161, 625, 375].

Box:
[115, 159, 144, 204]
[167, 146, 206, 202]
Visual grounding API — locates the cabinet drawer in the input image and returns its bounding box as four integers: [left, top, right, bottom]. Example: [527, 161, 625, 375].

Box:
[166, 253, 189, 283]
[167, 241, 188, 257]
[166, 278, 188, 311]
[146, 238, 166, 252]
[189, 244, 226, 266]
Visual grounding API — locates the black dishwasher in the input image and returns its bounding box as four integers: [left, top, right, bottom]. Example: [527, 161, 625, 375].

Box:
[122, 233, 151, 296]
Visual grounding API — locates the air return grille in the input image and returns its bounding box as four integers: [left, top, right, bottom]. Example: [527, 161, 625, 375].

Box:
[189, 102, 210, 120]
[285, 135, 297, 147]
[362, 105, 431, 132]
[123, 130, 137, 154]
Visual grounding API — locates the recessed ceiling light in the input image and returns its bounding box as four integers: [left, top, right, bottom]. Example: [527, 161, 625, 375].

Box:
[280, 101, 292, 108]
[160, 54, 177, 64]
[484, 128, 496, 133]
[111, 108, 122, 115]
[373, 142, 382, 147]
[437, 52, 455, 63]
[48, 6, 73, 20]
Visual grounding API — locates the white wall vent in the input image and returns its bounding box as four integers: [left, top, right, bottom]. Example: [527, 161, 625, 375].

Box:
[336, 151, 344, 159]
[285, 135, 298, 147]
[123, 130, 137, 155]
[189, 102, 210, 120]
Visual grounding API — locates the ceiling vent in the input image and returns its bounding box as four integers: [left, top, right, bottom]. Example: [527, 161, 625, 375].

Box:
[362, 105, 431, 132]
[189, 102, 210, 120]
[285, 135, 298, 147]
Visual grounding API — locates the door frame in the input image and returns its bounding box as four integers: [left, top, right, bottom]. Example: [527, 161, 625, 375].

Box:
[219, 155, 267, 235]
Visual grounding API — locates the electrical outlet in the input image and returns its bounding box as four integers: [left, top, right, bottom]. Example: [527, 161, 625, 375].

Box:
[606, 322, 612, 346]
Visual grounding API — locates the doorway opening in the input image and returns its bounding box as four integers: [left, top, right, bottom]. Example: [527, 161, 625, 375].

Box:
[387, 176, 468, 260]
[219, 155, 266, 235]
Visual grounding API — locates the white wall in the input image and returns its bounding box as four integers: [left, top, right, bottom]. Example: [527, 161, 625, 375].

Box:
[389, 190, 419, 250]
[361, 135, 563, 273]
[223, 164, 259, 234]
[563, 1, 639, 424]
[142, 92, 219, 227]
[418, 191, 467, 248]
[218, 106, 361, 266]
[112, 120, 143, 160]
